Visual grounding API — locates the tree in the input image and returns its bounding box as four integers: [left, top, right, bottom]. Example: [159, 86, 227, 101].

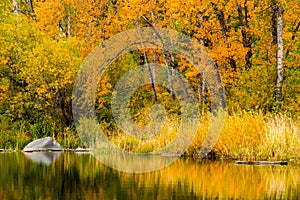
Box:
[276, 5, 284, 102]
[1, 0, 82, 128]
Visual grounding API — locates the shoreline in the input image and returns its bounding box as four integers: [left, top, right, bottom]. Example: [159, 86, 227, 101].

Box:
[1, 148, 299, 165]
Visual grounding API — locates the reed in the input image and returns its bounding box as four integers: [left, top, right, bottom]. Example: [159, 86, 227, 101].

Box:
[109, 111, 300, 160]
[1, 111, 299, 161]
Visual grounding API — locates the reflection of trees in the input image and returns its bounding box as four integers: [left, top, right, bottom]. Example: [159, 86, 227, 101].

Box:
[0, 153, 299, 199]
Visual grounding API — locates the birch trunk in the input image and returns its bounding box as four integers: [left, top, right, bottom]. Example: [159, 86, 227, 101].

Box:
[276, 6, 284, 102]
[13, 0, 19, 15]
[135, 20, 157, 101]
[67, 16, 71, 37]
[237, 2, 253, 69]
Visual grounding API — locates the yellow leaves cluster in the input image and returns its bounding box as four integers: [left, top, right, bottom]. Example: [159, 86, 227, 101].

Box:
[0, 4, 82, 118]
[35, 0, 65, 36]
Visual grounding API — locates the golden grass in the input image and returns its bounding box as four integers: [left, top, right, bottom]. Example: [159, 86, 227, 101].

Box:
[213, 112, 299, 160]
[110, 112, 300, 160]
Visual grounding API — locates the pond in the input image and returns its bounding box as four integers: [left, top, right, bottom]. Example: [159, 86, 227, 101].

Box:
[0, 152, 299, 199]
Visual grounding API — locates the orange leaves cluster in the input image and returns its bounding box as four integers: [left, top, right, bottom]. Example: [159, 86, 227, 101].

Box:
[2, 0, 300, 126]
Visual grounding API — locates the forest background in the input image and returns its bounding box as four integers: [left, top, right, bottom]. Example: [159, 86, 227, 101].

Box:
[0, 0, 299, 160]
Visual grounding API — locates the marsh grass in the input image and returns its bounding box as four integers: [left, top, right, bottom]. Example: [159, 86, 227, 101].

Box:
[109, 120, 179, 153]
[1, 112, 299, 161]
[109, 112, 300, 160]
[261, 114, 299, 160]
[0, 116, 79, 150]
[0, 119, 31, 149]
[203, 112, 299, 160]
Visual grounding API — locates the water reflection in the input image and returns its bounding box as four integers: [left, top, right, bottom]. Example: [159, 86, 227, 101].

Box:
[93, 151, 179, 173]
[23, 151, 62, 165]
[0, 152, 299, 199]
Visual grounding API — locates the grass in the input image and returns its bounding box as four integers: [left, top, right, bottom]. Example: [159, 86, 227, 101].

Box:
[0, 117, 80, 150]
[0, 111, 299, 162]
[212, 112, 299, 160]
[106, 111, 300, 161]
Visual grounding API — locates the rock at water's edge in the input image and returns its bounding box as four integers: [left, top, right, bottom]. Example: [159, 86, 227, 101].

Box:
[23, 137, 63, 152]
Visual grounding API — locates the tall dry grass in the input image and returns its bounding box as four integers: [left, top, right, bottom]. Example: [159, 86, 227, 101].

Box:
[110, 112, 300, 160]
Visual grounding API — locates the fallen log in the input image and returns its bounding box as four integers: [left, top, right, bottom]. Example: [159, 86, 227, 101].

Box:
[236, 161, 288, 165]
[0, 149, 16, 153]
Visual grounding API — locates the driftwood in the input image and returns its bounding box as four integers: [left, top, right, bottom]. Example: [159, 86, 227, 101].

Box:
[161, 153, 181, 157]
[74, 147, 95, 153]
[0, 149, 15, 153]
[236, 161, 288, 165]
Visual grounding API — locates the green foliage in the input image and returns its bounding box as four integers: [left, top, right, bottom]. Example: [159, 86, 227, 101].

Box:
[0, 4, 82, 148]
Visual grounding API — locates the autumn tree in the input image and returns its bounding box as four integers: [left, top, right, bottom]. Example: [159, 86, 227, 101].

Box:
[1, 0, 299, 147]
[0, 0, 82, 134]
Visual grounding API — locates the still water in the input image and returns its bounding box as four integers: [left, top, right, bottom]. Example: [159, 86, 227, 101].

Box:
[0, 152, 299, 199]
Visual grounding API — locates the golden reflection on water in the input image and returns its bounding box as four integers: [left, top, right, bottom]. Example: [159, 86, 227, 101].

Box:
[0, 152, 299, 199]
[152, 159, 300, 199]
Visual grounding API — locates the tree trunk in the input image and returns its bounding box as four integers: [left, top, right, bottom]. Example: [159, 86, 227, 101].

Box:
[151, 10, 157, 84]
[212, 3, 237, 71]
[165, 59, 176, 99]
[141, 15, 189, 100]
[135, 20, 157, 101]
[13, 0, 20, 15]
[67, 16, 71, 37]
[171, 54, 189, 100]
[216, 10, 228, 44]
[144, 51, 157, 101]
[28, 0, 34, 13]
[198, 71, 206, 105]
[276, 6, 284, 102]
[268, 3, 278, 61]
[141, 15, 176, 100]
[212, 63, 226, 111]
[237, 2, 253, 69]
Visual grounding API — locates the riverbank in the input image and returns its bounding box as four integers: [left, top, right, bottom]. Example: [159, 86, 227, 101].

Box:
[109, 112, 299, 161]
[1, 112, 299, 162]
